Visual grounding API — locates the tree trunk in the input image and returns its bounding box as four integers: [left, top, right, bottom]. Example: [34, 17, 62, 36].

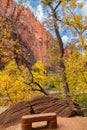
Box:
[49, 5, 69, 97]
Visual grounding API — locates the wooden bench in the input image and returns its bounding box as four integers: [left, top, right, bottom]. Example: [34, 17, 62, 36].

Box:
[21, 113, 57, 130]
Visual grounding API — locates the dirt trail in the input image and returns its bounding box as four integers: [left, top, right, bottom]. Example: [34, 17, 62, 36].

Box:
[1, 117, 87, 130]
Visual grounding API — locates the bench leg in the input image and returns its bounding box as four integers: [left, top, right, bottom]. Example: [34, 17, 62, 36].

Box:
[47, 119, 57, 128]
[21, 123, 32, 130]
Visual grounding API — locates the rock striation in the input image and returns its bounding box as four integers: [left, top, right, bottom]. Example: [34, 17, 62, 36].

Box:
[0, 0, 52, 65]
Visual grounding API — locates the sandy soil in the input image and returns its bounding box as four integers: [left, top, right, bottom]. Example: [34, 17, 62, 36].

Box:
[1, 116, 87, 130]
[0, 107, 87, 130]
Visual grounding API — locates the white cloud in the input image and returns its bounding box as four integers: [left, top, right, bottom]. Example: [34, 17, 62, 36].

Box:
[76, 0, 87, 16]
[77, 0, 84, 4]
[27, 3, 45, 23]
[35, 4, 45, 23]
[81, 2, 87, 16]
[62, 35, 69, 44]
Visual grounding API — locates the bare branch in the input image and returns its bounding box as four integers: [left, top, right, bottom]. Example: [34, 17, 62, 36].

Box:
[54, 1, 62, 11]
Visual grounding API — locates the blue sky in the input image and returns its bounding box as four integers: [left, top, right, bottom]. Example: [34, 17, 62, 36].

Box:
[16, 0, 87, 45]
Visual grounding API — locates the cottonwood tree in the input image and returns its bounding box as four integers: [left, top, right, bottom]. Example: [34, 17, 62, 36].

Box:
[65, 48, 87, 110]
[40, 0, 87, 97]
[25, 60, 48, 95]
[41, 0, 70, 97]
[0, 60, 31, 105]
[0, 14, 48, 105]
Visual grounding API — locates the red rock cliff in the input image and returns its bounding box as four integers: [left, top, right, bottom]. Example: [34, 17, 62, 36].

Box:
[0, 0, 52, 65]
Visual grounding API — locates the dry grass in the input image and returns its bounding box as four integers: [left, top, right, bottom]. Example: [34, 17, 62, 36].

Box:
[1, 116, 87, 130]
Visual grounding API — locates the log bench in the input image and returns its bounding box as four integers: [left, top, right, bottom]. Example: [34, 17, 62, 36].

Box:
[21, 113, 57, 130]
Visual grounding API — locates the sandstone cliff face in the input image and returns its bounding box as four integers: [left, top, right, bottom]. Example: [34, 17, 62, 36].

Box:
[0, 14, 36, 70]
[0, 0, 52, 65]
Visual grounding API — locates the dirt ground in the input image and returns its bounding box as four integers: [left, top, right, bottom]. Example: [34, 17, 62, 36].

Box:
[0, 106, 87, 130]
[1, 116, 87, 130]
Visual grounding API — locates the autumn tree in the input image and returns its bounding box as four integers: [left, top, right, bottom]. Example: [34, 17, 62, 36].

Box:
[0, 14, 33, 105]
[41, 0, 70, 97]
[60, 0, 87, 50]
[0, 59, 50, 106]
[40, 0, 87, 97]
[0, 60, 48, 105]
[24, 60, 48, 95]
[0, 14, 48, 105]
[0, 60, 32, 105]
[65, 49, 87, 110]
